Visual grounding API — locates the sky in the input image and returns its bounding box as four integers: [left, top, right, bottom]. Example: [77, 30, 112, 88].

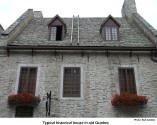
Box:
[0, 0, 157, 30]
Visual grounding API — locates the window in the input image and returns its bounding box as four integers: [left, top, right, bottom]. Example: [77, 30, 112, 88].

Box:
[100, 15, 120, 41]
[50, 26, 63, 41]
[15, 106, 33, 117]
[105, 26, 118, 41]
[63, 67, 81, 97]
[18, 67, 37, 95]
[112, 27, 118, 40]
[118, 68, 137, 94]
[48, 15, 66, 41]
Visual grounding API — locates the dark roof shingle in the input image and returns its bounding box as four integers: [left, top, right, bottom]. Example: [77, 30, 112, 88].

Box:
[9, 16, 154, 47]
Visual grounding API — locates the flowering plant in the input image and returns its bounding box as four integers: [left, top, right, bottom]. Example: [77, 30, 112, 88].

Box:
[8, 92, 40, 106]
[111, 92, 148, 106]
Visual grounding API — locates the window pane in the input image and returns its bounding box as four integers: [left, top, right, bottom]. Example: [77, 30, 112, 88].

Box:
[50, 27, 57, 40]
[28, 68, 37, 95]
[112, 27, 118, 40]
[118, 68, 137, 94]
[18, 68, 29, 93]
[119, 68, 127, 93]
[63, 67, 80, 97]
[18, 67, 37, 95]
[105, 27, 111, 40]
[127, 68, 137, 94]
[56, 26, 62, 41]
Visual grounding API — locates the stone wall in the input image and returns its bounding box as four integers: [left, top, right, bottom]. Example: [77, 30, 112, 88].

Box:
[122, 0, 137, 21]
[0, 51, 157, 117]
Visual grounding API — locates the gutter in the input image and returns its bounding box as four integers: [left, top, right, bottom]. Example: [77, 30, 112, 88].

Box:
[6, 45, 156, 51]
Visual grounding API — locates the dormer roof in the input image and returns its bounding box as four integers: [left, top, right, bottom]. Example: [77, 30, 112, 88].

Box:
[48, 15, 66, 27]
[48, 15, 67, 33]
[100, 15, 120, 33]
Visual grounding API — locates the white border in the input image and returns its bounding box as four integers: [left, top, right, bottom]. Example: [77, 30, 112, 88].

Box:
[60, 64, 83, 100]
[117, 65, 139, 95]
[15, 64, 40, 96]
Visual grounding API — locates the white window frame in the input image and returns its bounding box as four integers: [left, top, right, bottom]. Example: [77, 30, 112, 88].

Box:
[117, 65, 139, 95]
[60, 64, 83, 100]
[15, 64, 40, 96]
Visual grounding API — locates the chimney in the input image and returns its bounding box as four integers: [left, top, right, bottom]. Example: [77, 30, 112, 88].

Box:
[33, 11, 43, 18]
[121, 0, 137, 21]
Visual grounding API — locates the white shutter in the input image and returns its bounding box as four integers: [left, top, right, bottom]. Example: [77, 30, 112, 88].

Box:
[50, 27, 57, 40]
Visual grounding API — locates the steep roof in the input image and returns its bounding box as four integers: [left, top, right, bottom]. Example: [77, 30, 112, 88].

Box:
[132, 13, 157, 44]
[133, 13, 157, 36]
[2, 9, 33, 35]
[0, 24, 4, 33]
[8, 16, 154, 47]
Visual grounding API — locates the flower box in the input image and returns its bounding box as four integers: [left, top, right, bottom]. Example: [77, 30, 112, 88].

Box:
[111, 92, 148, 106]
[8, 92, 40, 107]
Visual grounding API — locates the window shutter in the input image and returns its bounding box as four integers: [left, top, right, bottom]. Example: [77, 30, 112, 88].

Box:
[27, 68, 37, 95]
[50, 27, 57, 40]
[18, 67, 37, 95]
[118, 68, 137, 94]
[119, 68, 126, 93]
[18, 67, 29, 93]
[56, 26, 62, 41]
[63, 67, 80, 97]
[127, 68, 137, 94]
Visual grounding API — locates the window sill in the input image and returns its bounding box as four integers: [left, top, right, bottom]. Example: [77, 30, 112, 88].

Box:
[60, 96, 83, 101]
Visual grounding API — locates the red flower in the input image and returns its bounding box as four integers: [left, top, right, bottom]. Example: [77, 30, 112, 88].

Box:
[111, 92, 148, 106]
[8, 92, 40, 106]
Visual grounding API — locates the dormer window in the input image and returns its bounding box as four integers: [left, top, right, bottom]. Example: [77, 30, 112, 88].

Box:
[50, 26, 63, 41]
[105, 26, 118, 40]
[100, 15, 120, 41]
[48, 15, 66, 41]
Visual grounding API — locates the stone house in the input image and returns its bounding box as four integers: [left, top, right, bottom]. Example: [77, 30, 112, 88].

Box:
[0, 0, 157, 117]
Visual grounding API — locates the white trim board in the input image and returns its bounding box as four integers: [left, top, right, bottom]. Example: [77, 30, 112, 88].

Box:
[60, 64, 84, 100]
[117, 65, 140, 95]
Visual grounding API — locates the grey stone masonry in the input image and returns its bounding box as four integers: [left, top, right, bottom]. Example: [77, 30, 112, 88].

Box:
[3, 9, 33, 35]
[1, 9, 34, 45]
[122, 0, 137, 21]
[0, 24, 4, 33]
[33, 11, 43, 18]
[0, 52, 157, 117]
[0, 24, 4, 39]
